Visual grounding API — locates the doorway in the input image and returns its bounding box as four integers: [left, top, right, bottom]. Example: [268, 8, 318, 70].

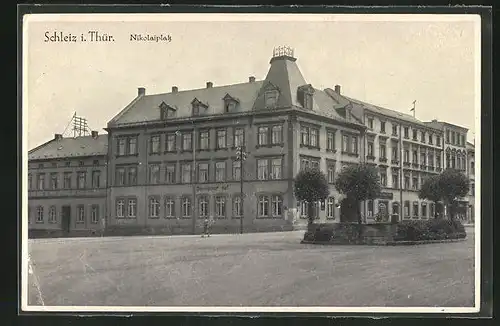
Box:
[61, 206, 71, 234]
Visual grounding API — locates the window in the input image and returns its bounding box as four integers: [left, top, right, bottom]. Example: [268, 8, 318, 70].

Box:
[471, 183, 475, 195]
[367, 200, 374, 218]
[165, 164, 176, 184]
[404, 127, 409, 138]
[272, 125, 283, 145]
[48, 206, 56, 223]
[182, 197, 192, 218]
[127, 199, 136, 218]
[91, 205, 99, 223]
[327, 164, 335, 183]
[428, 153, 434, 167]
[420, 152, 426, 165]
[216, 129, 227, 149]
[91, 171, 100, 188]
[392, 124, 398, 136]
[77, 171, 86, 189]
[461, 135, 465, 146]
[165, 197, 175, 218]
[327, 131, 335, 151]
[36, 206, 44, 222]
[28, 174, 32, 190]
[165, 133, 176, 152]
[234, 128, 244, 148]
[77, 205, 85, 223]
[421, 203, 428, 218]
[379, 143, 387, 159]
[117, 138, 126, 156]
[392, 171, 399, 189]
[182, 133, 192, 151]
[404, 201, 410, 218]
[199, 196, 209, 218]
[412, 175, 419, 190]
[181, 163, 192, 183]
[258, 126, 269, 146]
[116, 199, 125, 218]
[471, 161, 475, 172]
[50, 173, 58, 189]
[116, 167, 125, 186]
[128, 166, 137, 185]
[300, 157, 320, 170]
[327, 197, 335, 219]
[428, 134, 433, 145]
[310, 129, 319, 147]
[198, 163, 209, 183]
[404, 174, 410, 189]
[258, 195, 270, 218]
[257, 159, 269, 180]
[37, 173, 45, 190]
[451, 131, 456, 145]
[436, 156, 441, 169]
[413, 150, 418, 164]
[224, 100, 237, 112]
[367, 141, 374, 157]
[233, 196, 242, 218]
[232, 161, 241, 181]
[391, 141, 399, 161]
[412, 202, 419, 218]
[150, 135, 161, 154]
[79, 160, 84, 167]
[430, 203, 435, 218]
[446, 153, 451, 168]
[215, 162, 226, 182]
[128, 137, 137, 155]
[264, 90, 278, 108]
[301, 126, 319, 147]
[51, 162, 57, 167]
[413, 129, 418, 140]
[342, 135, 349, 153]
[271, 158, 282, 180]
[380, 170, 387, 187]
[404, 149, 410, 163]
[436, 136, 441, 145]
[421, 131, 426, 143]
[149, 197, 160, 218]
[451, 154, 456, 168]
[271, 195, 283, 218]
[149, 164, 160, 184]
[367, 117, 373, 129]
[199, 130, 210, 150]
[380, 121, 386, 133]
[304, 93, 313, 110]
[215, 196, 226, 218]
[352, 137, 358, 154]
[65, 161, 71, 167]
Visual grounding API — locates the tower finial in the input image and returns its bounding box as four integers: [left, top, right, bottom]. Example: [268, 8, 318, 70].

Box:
[272, 45, 295, 59]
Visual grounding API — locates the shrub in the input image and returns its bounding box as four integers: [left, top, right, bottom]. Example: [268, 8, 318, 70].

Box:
[395, 219, 467, 241]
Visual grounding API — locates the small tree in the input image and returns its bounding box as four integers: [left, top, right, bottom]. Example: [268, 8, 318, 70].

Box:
[418, 175, 443, 218]
[334, 164, 382, 225]
[293, 168, 330, 226]
[438, 169, 469, 220]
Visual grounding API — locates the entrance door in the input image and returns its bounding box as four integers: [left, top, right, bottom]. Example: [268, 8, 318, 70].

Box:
[61, 206, 71, 234]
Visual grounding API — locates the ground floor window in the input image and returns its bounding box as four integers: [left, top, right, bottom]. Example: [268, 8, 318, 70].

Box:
[327, 197, 335, 219]
[149, 197, 160, 218]
[392, 202, 399, 216]
[404, 201, 410, 219]
[421, 203, 428, 219]
[271, 195, 283, 218]
[199, 195, 209, 218]
[28, 206, 32, 224]
[165, 197, 175, 219]
[91, 205, 99, 223]
[116, 199, 125, 218]
[233, 196, 242, 218]
[367, 200, 374, 218]
[127, 199, 136, 218]
[299, 201, 319, 219]
[77, 205, 85, 223]
[215, 196, 226, 219]
[258, 195, 270, 218]
[36, 206, 44, 223]
[182, 196, 192, 218]
[412, 202, 419, 218]
[48, 206, 57, 223]
[430, 203, 435, 218]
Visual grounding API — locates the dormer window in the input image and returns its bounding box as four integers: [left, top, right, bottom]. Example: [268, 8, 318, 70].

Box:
[192, 98, 208, 116]
[223, 94, 239, 113]
[264, 90, 278, 109]
[159, 102, 176, 120]
[297, 84, 315, 110]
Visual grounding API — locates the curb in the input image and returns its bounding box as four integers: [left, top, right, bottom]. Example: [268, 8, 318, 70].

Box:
[301, 237, 467, 246]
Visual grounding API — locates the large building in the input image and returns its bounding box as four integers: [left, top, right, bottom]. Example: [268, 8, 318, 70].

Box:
[28, 131, 108, 237]
[27, 47, 476, 236]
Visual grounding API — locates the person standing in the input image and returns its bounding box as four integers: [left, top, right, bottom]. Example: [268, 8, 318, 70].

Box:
[202, 217, 210, 238]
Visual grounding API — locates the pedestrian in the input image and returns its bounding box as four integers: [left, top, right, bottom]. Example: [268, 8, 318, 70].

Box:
[202, 217, 210, 238]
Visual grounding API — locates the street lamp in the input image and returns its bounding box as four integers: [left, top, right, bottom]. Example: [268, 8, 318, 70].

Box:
[235, 146, 247, 234]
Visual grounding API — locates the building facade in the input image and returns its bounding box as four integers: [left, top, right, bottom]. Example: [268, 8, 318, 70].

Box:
[28, 132, 108, 236]
[27, 47, 476, 236]
[466, 141, 475, 223]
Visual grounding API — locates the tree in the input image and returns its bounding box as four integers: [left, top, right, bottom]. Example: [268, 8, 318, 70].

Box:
[438, 168, 469, 220]
[334, 164, 382, 225]
[418, 175, 443, 218]
[293, 168, 330, 226]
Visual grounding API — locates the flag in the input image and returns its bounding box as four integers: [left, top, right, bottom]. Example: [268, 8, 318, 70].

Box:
[410, 100, 416, 112]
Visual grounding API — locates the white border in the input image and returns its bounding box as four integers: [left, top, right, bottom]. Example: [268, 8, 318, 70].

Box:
[21, 13, 482, 314]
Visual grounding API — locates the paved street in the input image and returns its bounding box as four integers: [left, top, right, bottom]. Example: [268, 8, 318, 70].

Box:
[27, 228, 475, 307]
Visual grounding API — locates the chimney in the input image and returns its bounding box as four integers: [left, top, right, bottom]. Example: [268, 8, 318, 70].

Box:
[54, 134, 63, 141]
[249, 76, 256, 83]
[91, 131, 99, 139]
[172, 86, 178, 93]
[206, 81, 213, 88]
[334, 85, 341, 95]
[138, 87, 146, 96]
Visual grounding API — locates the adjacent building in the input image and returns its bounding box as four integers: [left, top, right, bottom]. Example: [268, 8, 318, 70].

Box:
[27, 47, 477, 236]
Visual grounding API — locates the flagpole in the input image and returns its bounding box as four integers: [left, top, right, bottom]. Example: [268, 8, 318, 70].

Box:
[411, 100, 416, 118]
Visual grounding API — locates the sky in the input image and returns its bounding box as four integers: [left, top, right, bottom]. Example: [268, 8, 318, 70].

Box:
[24, 14, 480, 150]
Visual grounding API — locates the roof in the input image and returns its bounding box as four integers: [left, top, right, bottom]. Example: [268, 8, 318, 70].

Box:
[28, 134, 108, 160]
